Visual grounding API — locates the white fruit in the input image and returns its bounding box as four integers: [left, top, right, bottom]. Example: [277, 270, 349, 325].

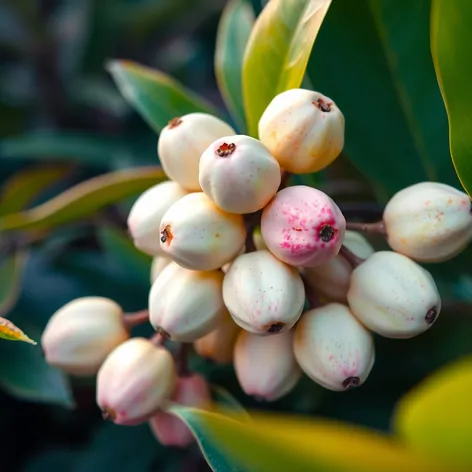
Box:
[383, 182, 472, 262]
[41, 297, 129, 376]
[158, 113, 236, 190]
[347, 251, 441, 338]
[127, 180, 188, 256]
[234, 329, 301, 401]
[223, 250, 305, 335]
[159, 192, 246, 271]
[294, 303, 375, 391]
[150, 255, 172, 284]
[258, 88, 345, 174]
[149, 262, 227, 342]
[301, 231, 375, 302]
[199, 134, 281, 214]
[97, 338, 176, 425]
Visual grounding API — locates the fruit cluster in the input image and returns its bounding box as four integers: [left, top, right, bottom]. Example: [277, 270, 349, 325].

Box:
[41, 88, 472, 447]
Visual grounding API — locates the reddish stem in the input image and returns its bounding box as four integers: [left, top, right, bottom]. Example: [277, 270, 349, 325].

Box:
[175, 343, 191, 377]
[346, 220, 386, 235]
[122, 310, 150, 330]
[150, 330, 169, 346]
[339, 245, 365, 269]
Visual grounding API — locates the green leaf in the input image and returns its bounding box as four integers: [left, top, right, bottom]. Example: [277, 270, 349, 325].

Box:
[307, 0, 459, 199]
[242, 0, 332, 137]
[107, 60, 218, 133]
[0, 316, 36, 344]
[394, 356, 472, 468]
[168, 406, 443, 472]
[210, 384, 249, 417]
[0, 164, 71, 216]
[0, 131, 128, 166]
[215, 0, 255, 132]
[0, 251, 28, 317]
[0, 167, 166, 232]
[0, 322, 73, 406]
[97, 225, 151, 287]
[431, 0, 472, 196]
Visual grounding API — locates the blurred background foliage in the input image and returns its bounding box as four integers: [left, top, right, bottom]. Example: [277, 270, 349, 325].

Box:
[0, 0, 471, 471]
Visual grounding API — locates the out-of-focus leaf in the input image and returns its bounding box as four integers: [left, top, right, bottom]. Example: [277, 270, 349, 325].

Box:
[107, 60, 218, 133]
[0, 164, 72, 216]
[307, 0, 459, 199]
[0, 167, 166, 232]
[215, 0, 255, 132]
[431, 0, 472, 196]
[169, 406, 446, 472]
[97, 225, 151, 287]
[0, 322, 73, 406]
[0, 251, 28, 317]
[210, 384, 249, 416]
[0, 316, 36, 344]
[0, 131, 129, 166]
[242, 0, 332, 137]
[394, 356, 472, 468]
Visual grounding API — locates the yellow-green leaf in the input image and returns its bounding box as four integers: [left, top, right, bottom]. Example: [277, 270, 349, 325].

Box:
[108, 60, 218, 133]
[242, 0, 332, 137]
[215, 0, 255, 132]
[169, 406, 448, 472]
[0, 166, 166, 232]
[0, 251, 28, 317]
[394, 355, 472, 468]
[431, 0, 472, 196]
[0, 316, 36, 344]
[0, 164, 72, 217]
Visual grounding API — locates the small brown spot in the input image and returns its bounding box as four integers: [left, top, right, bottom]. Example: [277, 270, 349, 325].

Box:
[267, 322, 285, 333]
[319, 224, 335, 242]
[425, 307, 438, 325]
[215, 233, 220, 238]
[168, 117, 182, 129]
[313, 98, 332, 112]
[342, 376, 361, 390]
[292, 227, 303, 232]
[160, 225, 173, 244]
[216, 142, 236, 157]
[102, 408, 117, 421]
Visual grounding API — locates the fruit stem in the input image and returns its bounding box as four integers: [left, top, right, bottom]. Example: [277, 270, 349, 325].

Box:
[346, 220, 386, 235]
[122, 310, 150, 330]
[175, 343, 191, 377]
[339, 245, 365, 269]
[150, 330, 169, 346]
[301, 274, 322, 309]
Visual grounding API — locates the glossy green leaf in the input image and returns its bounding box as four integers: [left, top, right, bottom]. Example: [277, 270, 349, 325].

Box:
[242, 0, 332, 137]
[108, 60, 218, 133]
[0, 322, 73, 406]
[0, 316, 36, 344]
[307, 0, 459, 199]
[0, 165, 71, 217]
[431, 0, 472, 196]
[169, 406, 445, 472]
[394, 356, 472, 468]
[0, 251, 28, 317]
[0, 131, 128, 166]
[0, 167, 166, 232]
[215, 0, 255, 132]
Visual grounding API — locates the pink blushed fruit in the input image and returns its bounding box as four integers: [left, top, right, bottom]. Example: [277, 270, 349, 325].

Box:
[149, 374, 212, 448]
[261, 185, 346, 267]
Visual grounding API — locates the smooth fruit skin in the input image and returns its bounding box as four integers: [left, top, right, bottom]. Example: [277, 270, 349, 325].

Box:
[97, 338, 176, 426]
[294, 303, 375, 392]
[261, 185, 346, 267]
[159, 192, 246, 271]
[199, 134, 281, 214]
[158, 113, 236, 190]
[223, 250, 305, 335]
[252, 227, 268, 251]
[301, 231, 375, 302]
[149, 374, 211, 448]
[149, 262, 227, 342]
[41, 297, 129, 376]
[347, 251, 441, 339]
[234, 329, 301, 401]
[193, 311, 241, 364]
[150, 255, 172, 284]
[127, 180, 188, 256]
[258, 88, 345, 174]
[383, 182, 472, 262]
